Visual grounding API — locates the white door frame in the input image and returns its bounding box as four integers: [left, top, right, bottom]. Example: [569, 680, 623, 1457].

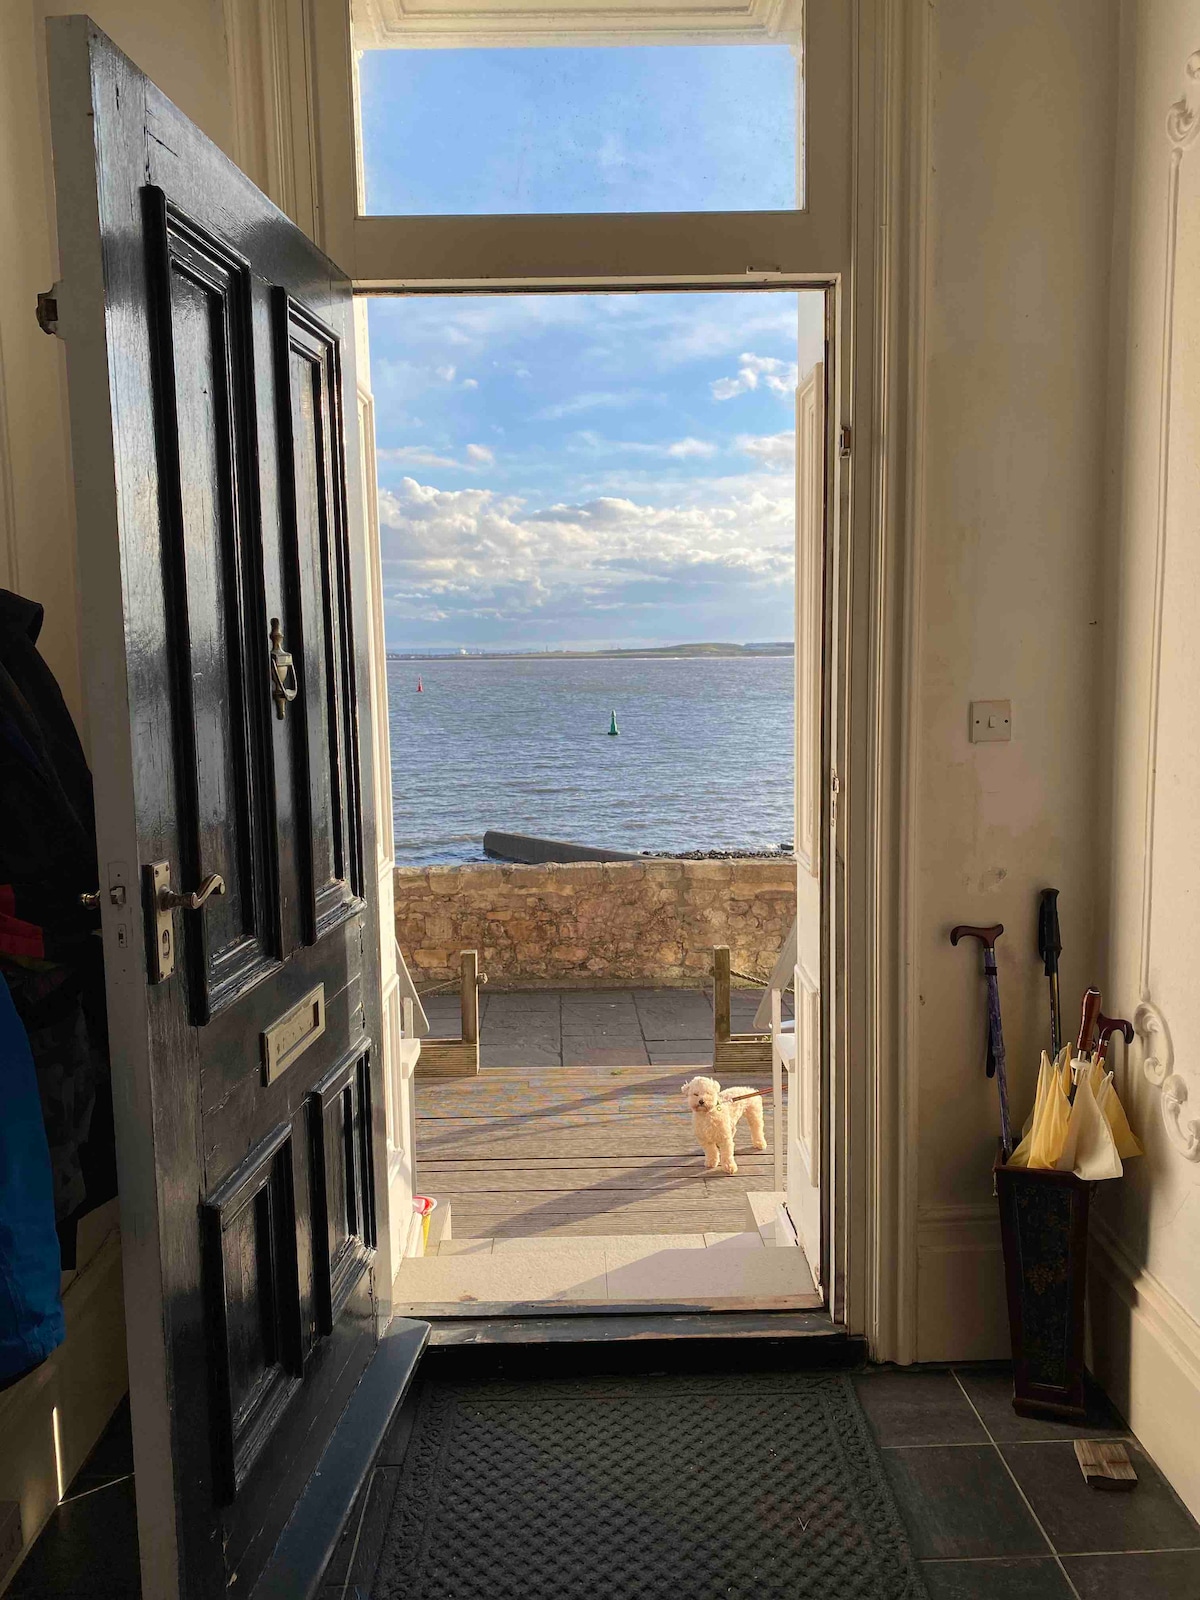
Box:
[220, 0, 932, 1363]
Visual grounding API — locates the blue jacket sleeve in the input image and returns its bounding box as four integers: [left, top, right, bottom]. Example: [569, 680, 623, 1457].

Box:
[0, 970, 66, 1384]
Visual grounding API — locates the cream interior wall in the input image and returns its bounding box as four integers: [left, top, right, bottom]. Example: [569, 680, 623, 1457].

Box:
[0, 0, 236, 733]
[8, 0, 1200, 1546]
[1089, 0, 1200, 1522]
[911, 0, 1118, 1361]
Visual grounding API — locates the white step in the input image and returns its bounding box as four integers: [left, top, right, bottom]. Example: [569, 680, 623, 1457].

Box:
[745, 1190, 800, 1248]
[392, 1230, 820, 1312]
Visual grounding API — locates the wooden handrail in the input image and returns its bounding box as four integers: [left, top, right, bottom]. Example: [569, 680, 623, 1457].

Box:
[712, 945, 785, 1192]
[415, 950, 481, 1079]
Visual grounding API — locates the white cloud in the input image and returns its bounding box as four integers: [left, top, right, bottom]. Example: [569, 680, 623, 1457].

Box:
[711, 352, 799, 402]
[566, 430, 717, 461]
[378, 443, 497, 473]
[377, 446, 461, 471]
[666, 437, 718, 458]
[737, 431, 795, 465]
[434, 364, 457, 382]
[535, 390, 658, 421]
[461, 377, 479, 390]
[376, 475, 793, 632]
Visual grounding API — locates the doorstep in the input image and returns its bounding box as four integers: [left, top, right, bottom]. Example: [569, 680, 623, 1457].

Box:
[391, 1229, 822, 1318]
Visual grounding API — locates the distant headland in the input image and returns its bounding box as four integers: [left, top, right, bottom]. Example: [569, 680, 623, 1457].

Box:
[386, 641, 793, 662]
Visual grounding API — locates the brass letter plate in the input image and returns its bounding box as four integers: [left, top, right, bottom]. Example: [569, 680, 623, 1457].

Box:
[262, 985, 325, 1085]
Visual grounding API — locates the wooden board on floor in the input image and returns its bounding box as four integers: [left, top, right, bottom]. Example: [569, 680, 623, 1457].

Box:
[416, 1124, 774, 1162]
[416, 1064, 781, 1240]
[415, 1161, 770, 1192]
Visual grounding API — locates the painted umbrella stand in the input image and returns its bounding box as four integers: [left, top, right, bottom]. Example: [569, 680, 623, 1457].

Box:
[953, 918, 1089, 1419]
[994, 1151, 1091, 1420]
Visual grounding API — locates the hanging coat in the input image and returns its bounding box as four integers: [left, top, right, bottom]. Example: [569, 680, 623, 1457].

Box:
[0, 970, 65, 1386]
[0, 589, 114, 1261]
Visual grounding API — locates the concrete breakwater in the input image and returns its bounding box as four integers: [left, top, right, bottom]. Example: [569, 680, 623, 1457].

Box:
[392, 857, 796, 990]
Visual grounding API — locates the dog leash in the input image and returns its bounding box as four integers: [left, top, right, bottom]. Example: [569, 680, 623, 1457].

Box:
[717, 1090, 763, 1106]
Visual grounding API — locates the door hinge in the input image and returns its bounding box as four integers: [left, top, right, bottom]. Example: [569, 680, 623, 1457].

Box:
[36, 284, 63, 338]
[830, 769, 841, 831]
[838, 425, 852, 459]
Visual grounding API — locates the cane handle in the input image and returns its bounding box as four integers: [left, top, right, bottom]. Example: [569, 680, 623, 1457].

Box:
[950, 923, 1004, 950]
[1076, 988, 1103, 1056]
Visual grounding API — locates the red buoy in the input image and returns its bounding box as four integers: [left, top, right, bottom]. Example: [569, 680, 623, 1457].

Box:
[417, 676, 423, 692]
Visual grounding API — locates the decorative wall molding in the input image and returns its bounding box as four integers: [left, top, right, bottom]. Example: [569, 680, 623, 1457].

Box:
[1136, 54, 1195, 1004]
[1135, 997, 1173, 1086]
[1160, 1075, 1200, 1162]
[915, 1203, 1006, 1365]
[892, 0, 935, 1367]
[858, 0, 934, 1366]
[1135, 1000, 1199, 1160]
[1166, 50, 1200, 149]
[1090, 1213, 1200, 1392]
[354, 0, 800, 49]
[222, 0, 319, 238]
[1129, 49, 1200, 1163]
[916, 1202, 1002, 1255]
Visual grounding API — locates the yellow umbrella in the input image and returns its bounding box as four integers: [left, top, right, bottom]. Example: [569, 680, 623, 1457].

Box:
[1006, 1047, 1069, 1169]
[1056, 1067, 1122, 1180]
[1006, 1042, 1141, 1177]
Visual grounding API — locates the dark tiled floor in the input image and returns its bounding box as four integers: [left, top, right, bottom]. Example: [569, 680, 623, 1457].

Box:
[856, 1366, 1200, 1598]
[20, 1367, 1200, 1597]
[421, 985, 784, 1069]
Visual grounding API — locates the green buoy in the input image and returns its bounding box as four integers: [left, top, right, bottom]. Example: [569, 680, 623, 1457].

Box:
[608, 710, 620, 736]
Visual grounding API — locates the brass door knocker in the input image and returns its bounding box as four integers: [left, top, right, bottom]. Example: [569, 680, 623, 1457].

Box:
[269, 617, 299, 720]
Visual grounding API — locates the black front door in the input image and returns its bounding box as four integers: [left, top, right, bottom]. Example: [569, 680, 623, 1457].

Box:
[48, 20, 385, 1596]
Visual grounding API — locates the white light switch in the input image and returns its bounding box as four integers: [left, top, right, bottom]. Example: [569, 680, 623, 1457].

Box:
[970, 700, 1012, 742]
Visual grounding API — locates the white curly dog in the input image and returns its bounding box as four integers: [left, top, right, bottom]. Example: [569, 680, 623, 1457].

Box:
[681, 1075, 767, 1176]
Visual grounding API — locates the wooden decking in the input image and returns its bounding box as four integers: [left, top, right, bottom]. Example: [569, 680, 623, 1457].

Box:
[415, 1062, 777, 1238]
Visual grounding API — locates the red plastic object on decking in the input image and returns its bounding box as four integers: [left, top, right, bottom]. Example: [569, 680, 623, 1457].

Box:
[413, 1195, 437, 1252]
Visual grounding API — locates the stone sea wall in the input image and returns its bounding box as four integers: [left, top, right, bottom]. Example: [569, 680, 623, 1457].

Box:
[393, 858, 796, 989]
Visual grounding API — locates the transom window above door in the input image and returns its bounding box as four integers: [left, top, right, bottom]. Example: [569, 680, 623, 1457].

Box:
[352, 0, 805, 218]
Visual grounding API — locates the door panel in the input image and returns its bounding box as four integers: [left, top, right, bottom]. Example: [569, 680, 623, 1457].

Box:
[275, 295, 364, 947]
[144, 191, 279, 1022]
[48, 21, 386, 1598]
[308, 1044, 376, 1337]
[203, 1123, 303, 1504]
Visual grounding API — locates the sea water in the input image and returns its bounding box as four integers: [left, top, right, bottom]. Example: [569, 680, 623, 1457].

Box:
[387, 654, 794, 866]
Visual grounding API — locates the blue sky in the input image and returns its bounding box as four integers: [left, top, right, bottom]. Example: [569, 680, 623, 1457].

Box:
[359, 49, 816, 650]
[359, 45, 797, 215]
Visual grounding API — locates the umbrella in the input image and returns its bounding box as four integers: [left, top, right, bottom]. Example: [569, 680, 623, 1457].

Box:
[951, 922, 1013, 1157]
[1037, 888, 1063, 1056]
[1007, 1026, 1142, 1178]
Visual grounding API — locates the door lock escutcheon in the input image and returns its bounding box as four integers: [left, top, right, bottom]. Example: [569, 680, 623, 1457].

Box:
[269, 617, 298, 720]
[143, 862, 226, 983]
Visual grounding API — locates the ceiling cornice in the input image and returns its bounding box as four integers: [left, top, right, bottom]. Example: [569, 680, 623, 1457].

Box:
[353, 0, 801, 51]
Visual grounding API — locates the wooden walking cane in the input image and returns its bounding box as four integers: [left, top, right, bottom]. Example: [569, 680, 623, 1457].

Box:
[1094, 1012, 1134, 1066]
[951, 923, 1014, 1158]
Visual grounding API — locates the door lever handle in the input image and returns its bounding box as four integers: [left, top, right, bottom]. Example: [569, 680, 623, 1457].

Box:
[160, 873, 226, 911]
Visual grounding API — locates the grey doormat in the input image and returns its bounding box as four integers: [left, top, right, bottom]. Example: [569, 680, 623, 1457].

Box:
[369, 1372, 927, 1599]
